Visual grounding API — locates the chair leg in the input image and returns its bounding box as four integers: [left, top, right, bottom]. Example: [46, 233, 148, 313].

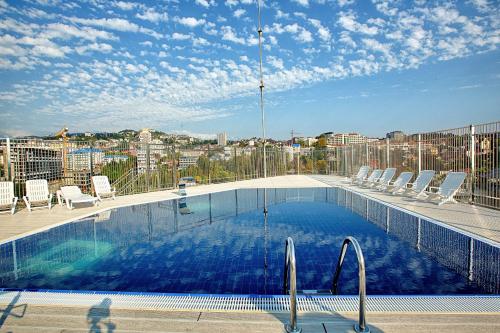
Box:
[23, 196, 31, 212]
[11, 197, 18, 215]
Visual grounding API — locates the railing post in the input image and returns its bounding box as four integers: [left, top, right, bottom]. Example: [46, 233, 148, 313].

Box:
[207, 144, 211, 184]
[365, 142, 369, 167]
[297, 149, 300, 175]
[418, 134, 422, 173]
[146, 143, 151, 191]
[6, 138, 11, 181]
[385, 138, 390, 168]
[172, 144, 177, 189]
[470, 125, 475, 204]
[89, 141, 94, 177]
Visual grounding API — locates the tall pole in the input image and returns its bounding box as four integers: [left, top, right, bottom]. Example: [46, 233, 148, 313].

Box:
[257, 0, 267, 179]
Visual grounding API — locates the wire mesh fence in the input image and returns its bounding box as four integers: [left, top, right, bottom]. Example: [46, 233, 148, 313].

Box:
[0, 120, 498, 210]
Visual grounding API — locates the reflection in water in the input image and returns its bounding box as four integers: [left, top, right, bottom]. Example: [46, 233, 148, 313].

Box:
[179, 197, 192, 215]
[0, 188, 497, 295]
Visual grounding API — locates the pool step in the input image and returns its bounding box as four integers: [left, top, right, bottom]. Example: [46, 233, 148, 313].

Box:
[298, 289, 333, 295]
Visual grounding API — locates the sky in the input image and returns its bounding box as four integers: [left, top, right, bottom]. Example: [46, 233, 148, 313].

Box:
[0, 0, 499, 139]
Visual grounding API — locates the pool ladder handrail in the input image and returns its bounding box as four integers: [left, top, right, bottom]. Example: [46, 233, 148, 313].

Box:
[283, 237, 301, 333]
[331, 236, 370, 333]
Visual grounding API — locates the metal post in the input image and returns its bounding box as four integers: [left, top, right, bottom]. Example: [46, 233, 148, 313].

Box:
[146, 143, 151, 191]
[234, 146, 238, 181]
[351, 144, 354, 175]
[257, 0, 267, 179]
[89, 141, 94, 177]
[297, 149, 300, 175]
[365, 142, 369, 167]
[386, 138, 390, 168]
[283, 237, 301, 333]
[417, 134, 422, 173]
[470, 125, 475, 204]
[172, 144, 177, 188]
[6, 138, 11, 181]
[207, 144, 211, 184]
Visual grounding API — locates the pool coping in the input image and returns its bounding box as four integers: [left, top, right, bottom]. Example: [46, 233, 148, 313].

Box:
[0, 289, 499, 313]
[1, 186, 499, 313]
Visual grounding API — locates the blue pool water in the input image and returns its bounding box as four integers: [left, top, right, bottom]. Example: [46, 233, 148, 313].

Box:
[0, 188, 498, 295]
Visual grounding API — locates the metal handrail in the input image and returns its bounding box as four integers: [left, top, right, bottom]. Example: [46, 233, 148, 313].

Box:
[283, 237, 301, 333]
[331, 236, 370, 333]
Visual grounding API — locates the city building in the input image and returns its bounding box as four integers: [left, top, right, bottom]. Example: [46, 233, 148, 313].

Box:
[217, 132, 227, 146]
[386, 131, 406, 141]
[326, 133, 368, 146]
[103, 155, 129, 164]
[178, 150, 205, 169]
[67, 148, 104, 171]
[3, 141, 63, 182]
[138, 128, 152, 143]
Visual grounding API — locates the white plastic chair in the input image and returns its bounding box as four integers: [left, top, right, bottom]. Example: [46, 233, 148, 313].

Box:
[350, 166, 370, 185]
[359, 169, 383, 187]
[425, 172, 467, 205]
[0, 181, 18, 214]
[370, 168, 396, 189]
[383, 172, 413, 194]
[92, 176, 116, 201]
[402, 170, 435, 198]
[58, 186, 98, 209]
[23, 179, 53, 211]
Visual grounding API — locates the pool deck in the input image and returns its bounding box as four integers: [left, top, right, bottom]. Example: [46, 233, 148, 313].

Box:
[0, 174, 499, 332]
[0, 305, 499, 332]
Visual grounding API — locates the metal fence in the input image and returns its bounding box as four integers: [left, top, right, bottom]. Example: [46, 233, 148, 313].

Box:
[329, 121, 500, 209]
[0, 120, 498, 210]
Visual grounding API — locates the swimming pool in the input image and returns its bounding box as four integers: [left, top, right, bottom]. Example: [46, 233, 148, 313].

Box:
[0, 188, 498, 296]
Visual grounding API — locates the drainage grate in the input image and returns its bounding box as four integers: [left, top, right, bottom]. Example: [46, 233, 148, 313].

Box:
[0, 291, 498, 313]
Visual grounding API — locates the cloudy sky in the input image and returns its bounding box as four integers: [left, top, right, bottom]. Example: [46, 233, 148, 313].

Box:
[0, 0, 499, 139]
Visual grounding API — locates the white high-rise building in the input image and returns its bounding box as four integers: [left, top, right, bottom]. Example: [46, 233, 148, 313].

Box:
[217, 132, 227, 146]
[138, 128, 152, 143]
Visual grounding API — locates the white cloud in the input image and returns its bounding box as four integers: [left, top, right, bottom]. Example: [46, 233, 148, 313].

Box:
[175, 17, 206, 28]
[113, 1, 137, 11]
[195, 0, 215, 8]
[221, 26, 246, 44]
[234, 9, 246, 18]
[338, 12, 378, 35]
[136, 8, 168, 23]
[75, 42, 113, 55]
[172, 32, 191, 40]
[292, 0, 309, 7]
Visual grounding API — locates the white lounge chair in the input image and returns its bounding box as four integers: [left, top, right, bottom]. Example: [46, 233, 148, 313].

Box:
[371, 168, 396, 189]
[23, 179, 53, 211]
[58, 186, 98, 209]
[350, 166, 370, 185]
[401, 170, 435, 198]
[424, 172, 467, 206]
[92, 176, 116, 201]
[0, 181, 18, 214]
[383, 172, 413, 194]
[359, 169, 383, 187]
